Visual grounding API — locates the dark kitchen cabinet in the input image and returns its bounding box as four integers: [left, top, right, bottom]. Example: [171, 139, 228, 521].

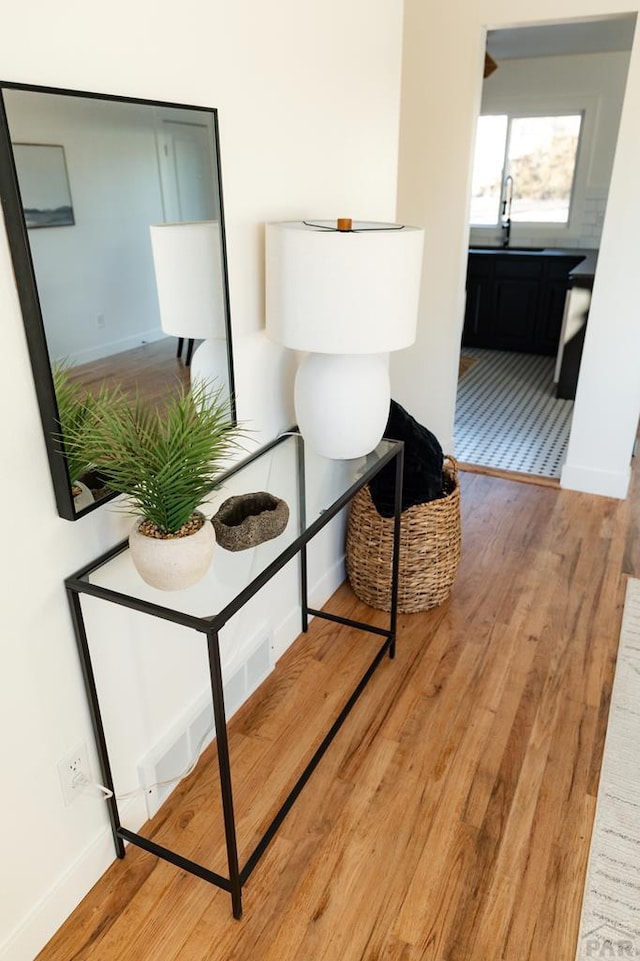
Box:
[490, 255, 543, 351]
[536, 258, 583, 354]
[461, 255, 492, 348]
[462, 251, 582, 355]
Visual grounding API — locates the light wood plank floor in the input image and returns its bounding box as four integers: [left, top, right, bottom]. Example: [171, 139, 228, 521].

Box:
[37, 464, 640, 960]
[67, 337, 191, 407]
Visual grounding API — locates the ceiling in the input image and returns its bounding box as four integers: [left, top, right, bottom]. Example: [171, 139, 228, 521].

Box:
[487, 16, 637, 60]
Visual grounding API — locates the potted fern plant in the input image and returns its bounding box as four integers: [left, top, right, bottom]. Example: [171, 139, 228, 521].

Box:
[52, 363, 97, 511]
[64, 380, 243, 590]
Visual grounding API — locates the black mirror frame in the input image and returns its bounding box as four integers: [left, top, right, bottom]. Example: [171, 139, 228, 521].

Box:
[0, 81, 236, 521]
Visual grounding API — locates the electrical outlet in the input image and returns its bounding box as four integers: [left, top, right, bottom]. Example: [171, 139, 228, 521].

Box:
[96, 313, 105, 328]
[58, 742, 92, 806]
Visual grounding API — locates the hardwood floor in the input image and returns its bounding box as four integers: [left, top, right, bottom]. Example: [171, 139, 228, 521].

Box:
[37, 463, 640, 961]
[67, 338, 191, 407]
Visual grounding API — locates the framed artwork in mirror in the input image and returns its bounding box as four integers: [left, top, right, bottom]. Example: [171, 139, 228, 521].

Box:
[12, 143, 75, 228]
[0, 82, 235, 521]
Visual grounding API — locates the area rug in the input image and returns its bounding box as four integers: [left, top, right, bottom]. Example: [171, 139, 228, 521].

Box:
[575, 577, 640, 959]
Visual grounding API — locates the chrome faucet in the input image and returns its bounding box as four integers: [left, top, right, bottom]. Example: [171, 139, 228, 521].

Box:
[501, 175, 514, 247]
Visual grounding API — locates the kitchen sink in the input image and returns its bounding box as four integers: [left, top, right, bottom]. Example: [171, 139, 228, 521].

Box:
[470, 245, 545, 252]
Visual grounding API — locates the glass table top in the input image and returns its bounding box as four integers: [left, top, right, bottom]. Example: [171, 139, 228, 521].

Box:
[68, 434, 402, 628]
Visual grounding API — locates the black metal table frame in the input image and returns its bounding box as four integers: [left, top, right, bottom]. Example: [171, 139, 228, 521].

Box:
[65, 432, 404, 919]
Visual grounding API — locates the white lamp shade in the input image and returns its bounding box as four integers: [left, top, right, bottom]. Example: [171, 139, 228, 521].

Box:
[150, 221, 226, 340]
[265, 221, 424, 354]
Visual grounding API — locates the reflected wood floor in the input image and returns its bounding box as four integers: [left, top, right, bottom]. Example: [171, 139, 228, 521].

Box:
[37, 464, 640, 961]
[68, 337, 191, 407]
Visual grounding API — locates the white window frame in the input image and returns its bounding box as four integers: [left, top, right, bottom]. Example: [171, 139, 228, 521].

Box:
[470, 92, 598, 245]
[471, 109, 585, 229]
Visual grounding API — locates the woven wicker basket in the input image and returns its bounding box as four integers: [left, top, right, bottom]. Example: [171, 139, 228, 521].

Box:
[346, 455, 461, 613]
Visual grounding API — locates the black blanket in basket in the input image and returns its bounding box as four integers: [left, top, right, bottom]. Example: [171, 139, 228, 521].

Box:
[369, 400, 444, 517]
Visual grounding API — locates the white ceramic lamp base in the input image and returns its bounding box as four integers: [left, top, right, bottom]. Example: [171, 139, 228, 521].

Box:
[294, 352, 390, 460]
[190, 338, 230, 398]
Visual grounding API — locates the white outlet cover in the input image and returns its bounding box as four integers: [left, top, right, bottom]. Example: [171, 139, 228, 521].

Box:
[57, 741, 92, 806]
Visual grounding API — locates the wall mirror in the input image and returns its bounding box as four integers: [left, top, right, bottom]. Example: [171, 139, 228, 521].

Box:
[0, 82, 235, 520]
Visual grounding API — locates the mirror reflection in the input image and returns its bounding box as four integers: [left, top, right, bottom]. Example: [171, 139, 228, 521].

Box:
[1, 85, 234, 518]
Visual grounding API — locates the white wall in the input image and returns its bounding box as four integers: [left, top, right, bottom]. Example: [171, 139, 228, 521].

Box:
[393, 1, 640, 497]
[0, 2, 404, 958]
[469, 49, 632, 248]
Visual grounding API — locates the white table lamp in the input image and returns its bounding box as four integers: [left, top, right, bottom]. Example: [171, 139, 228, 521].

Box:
[265, 219, 424, 459]
[150, 221, 227, 365]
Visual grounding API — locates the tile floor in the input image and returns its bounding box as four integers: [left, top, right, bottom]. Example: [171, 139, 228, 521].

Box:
[454, 347, 575, 478]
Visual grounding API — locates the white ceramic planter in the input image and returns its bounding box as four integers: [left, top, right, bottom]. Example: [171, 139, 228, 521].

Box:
[73, 480, 95, 512]
[129, 513, 216, 590]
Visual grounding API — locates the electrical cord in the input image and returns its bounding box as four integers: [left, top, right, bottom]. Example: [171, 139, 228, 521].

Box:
[72, 771, 114, 800]
[76, 717, 216, 804]
[112, 716, 216, 803]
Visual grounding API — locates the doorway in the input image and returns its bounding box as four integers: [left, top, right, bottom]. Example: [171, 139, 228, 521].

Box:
[454, 15, 637, 480]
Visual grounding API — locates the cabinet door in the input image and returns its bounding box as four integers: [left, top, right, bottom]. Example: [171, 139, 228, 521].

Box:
[462, 256, 492, 347]
[487, 255, 542, 351]
[489, 277, 540, 351]
[536, 279, 571, 354]
[535, 257, 583, 355]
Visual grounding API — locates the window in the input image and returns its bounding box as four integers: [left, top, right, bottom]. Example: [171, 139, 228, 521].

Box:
[470, 113, 582, 226]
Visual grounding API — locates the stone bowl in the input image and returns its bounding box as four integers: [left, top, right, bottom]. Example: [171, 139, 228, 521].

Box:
[212, 492, 289, 552]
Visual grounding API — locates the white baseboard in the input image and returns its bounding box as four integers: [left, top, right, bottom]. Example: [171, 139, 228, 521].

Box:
[561, 461, 631, 499]
[309, 553, 347, 612]
[58, 328, 165, 367]
[0, 796, 144, 961]
[272, 555, 346, 660]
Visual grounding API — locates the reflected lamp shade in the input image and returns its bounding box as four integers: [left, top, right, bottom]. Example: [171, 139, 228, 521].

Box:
[265, 220, 424, 459]
[149, 221, 227, 341]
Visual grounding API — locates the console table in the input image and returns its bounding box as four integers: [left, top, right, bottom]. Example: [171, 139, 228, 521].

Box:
[65, 431, 404, 918]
